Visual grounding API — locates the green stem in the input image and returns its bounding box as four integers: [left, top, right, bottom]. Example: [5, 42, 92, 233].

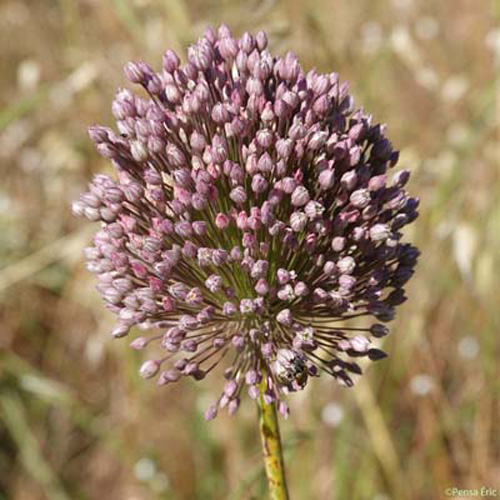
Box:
[258, 376, 290, 499]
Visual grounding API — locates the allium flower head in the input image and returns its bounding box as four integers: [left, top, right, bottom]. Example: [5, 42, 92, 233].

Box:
[73, 25, 419, 420]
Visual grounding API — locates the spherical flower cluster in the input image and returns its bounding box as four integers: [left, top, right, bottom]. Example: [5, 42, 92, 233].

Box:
[73, 25, 419, 420]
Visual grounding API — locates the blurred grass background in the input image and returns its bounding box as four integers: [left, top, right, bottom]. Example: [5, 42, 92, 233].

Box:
[1, 0, 499, 499]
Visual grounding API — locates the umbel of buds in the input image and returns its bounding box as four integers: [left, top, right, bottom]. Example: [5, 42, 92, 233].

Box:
[73, 25, 419, 421]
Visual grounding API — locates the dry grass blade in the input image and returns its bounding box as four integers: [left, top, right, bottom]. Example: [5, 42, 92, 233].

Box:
[354, 377, 410, 500]
[0, 227, 93, 295]
[0, 393, 70, 500]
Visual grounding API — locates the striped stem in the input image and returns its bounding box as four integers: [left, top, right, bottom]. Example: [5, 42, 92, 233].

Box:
[258, 375, 289, 499]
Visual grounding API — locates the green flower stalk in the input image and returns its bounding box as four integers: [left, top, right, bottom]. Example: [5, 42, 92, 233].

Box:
[259, 371, 289, 499]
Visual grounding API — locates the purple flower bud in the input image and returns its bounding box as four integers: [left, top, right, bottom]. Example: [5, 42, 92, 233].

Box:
[232, 335, 245, 351]
[276, 309, 293, 326]
[255, 279, 269, 295]
[392, 170, 411, 188]
[192, 221, 207, 236]
[224, 380, 238, 398]
[219, 36, 239, 60]
[130, 336, 148, 350]
[186, 287, 203, 306]
[88, 126, 110, 144]
[242, 232, 256, 248]
[256, 30, 268, 50]
[123, 182, 144, 203]
[350, 336, 370, 352]
[158, 369, 182, 386]
[248, 385, 260, 400]
[269, 221, 285, 236]
[240, 32, 255, 53]
[211, 103, 230, 124]
[245, 369, 261, 385]
[317, 169, 334, 190]
[331, 237, 346, 252]
[205, 274, 223, 293]
[184, 362, 200, 376]
[111, 322, 131, 338]
[130, 141, 148, 162]
[215, 213, 230, 229]
[304, 200, 325, 219]
[212, 249, 228, 266]
[339, 274, 356, 290]
[294, 281, 309, 297]
[166, 143, 186, 167]
[278, 400, 290, 419]
[309, 131, 328, 150]
[179, 315, 199, 331]
[261, 103, 275, 123]
[190, 131, 207, 152]
[169, 283, 188, 300]
[277, 284, 294, 301]
[370, 323, 389, 337]
[268, 187, 284, 206]
[251, 174, 268, 193]
[246, 77, 264, 95]
[257, 152, 273, 173]
[279, 177, 295, 195]
[350, 189, 371, 208]
[228, 398, 240, 416]
[230, 246, 243, 262]
[290, 211, 308, 232]
[183, 339, 198, 352]
[291, 185, 310, 206]
[250, 260, 268, 279]
[198, 305, 215, 323]
[257, 129, 274, 149]
[230, 186, 247, 204]
[370, 223, 391, 242]
[222, 302, 237, 316]
[341, 171, 357, 191]
[261, 342, 274, 358]
[337, 256, 356, 275]
[124, 61, 148, 83]
[312, 288, 328, 303]
[139, 360, 160, 379]
[368, 175, 387, 191]
[240, 298, 256, 314]
[277, 268, 291, 284]
[162, 49, 180, 72]
[191, 193, 207, 210]
[174, 221, 193, 238]
[204, 405, 218, 421]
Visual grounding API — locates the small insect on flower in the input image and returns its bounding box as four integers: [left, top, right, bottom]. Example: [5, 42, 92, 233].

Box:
[272, 349, 310, 391]
[73, 25, 419, 420]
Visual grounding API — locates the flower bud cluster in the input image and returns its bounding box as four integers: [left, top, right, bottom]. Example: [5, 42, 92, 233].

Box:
[74, 25, 419, 419]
